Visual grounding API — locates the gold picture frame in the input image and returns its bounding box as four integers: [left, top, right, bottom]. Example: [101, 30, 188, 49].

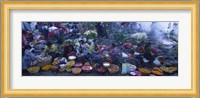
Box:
[1, 1, 199, 97]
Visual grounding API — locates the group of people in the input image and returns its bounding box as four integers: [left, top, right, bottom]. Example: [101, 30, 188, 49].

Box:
[22, 22, 178, 72]
[22, 22, 107, 70]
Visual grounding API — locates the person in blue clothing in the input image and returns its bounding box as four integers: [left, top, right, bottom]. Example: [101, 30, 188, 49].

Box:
[76, 40, 89, 63]
[22, 45, 36, 71]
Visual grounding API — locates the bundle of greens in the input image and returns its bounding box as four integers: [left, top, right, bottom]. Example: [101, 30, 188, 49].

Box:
[84, 30, 98, 39]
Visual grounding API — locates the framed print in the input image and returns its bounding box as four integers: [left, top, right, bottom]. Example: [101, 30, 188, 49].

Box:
[1, 1, 199, 97]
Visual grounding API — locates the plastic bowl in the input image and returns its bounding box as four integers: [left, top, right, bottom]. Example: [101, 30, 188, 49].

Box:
[82, 65, 93, 72]
[95, 66, 107, 74]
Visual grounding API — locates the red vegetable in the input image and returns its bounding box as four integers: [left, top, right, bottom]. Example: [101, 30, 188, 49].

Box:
[97, 67, 106, 72]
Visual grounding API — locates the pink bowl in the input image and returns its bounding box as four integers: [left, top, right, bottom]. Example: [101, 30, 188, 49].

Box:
[74, 62, 83, 67]
[134, 71, 142, 76]
[82, 66, 93, 72]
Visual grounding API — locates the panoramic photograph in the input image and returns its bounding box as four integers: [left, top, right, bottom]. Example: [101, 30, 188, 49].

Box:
[22, 22, 178, 76]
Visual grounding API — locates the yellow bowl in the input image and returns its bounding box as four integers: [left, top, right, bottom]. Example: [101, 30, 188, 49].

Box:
[50, 65, 59, 71]
[66, 61, 75, 67]
[152, 67, 163, 76]
[27, 66, 40, 73]
[138, 67, 151, 74]
[41, 65, 51, 71]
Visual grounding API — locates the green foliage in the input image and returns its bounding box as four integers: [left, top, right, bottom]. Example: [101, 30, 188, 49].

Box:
[87, 32, 97, 39]
[113, 32, 137, 45]
[84, 30, 98, 39]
